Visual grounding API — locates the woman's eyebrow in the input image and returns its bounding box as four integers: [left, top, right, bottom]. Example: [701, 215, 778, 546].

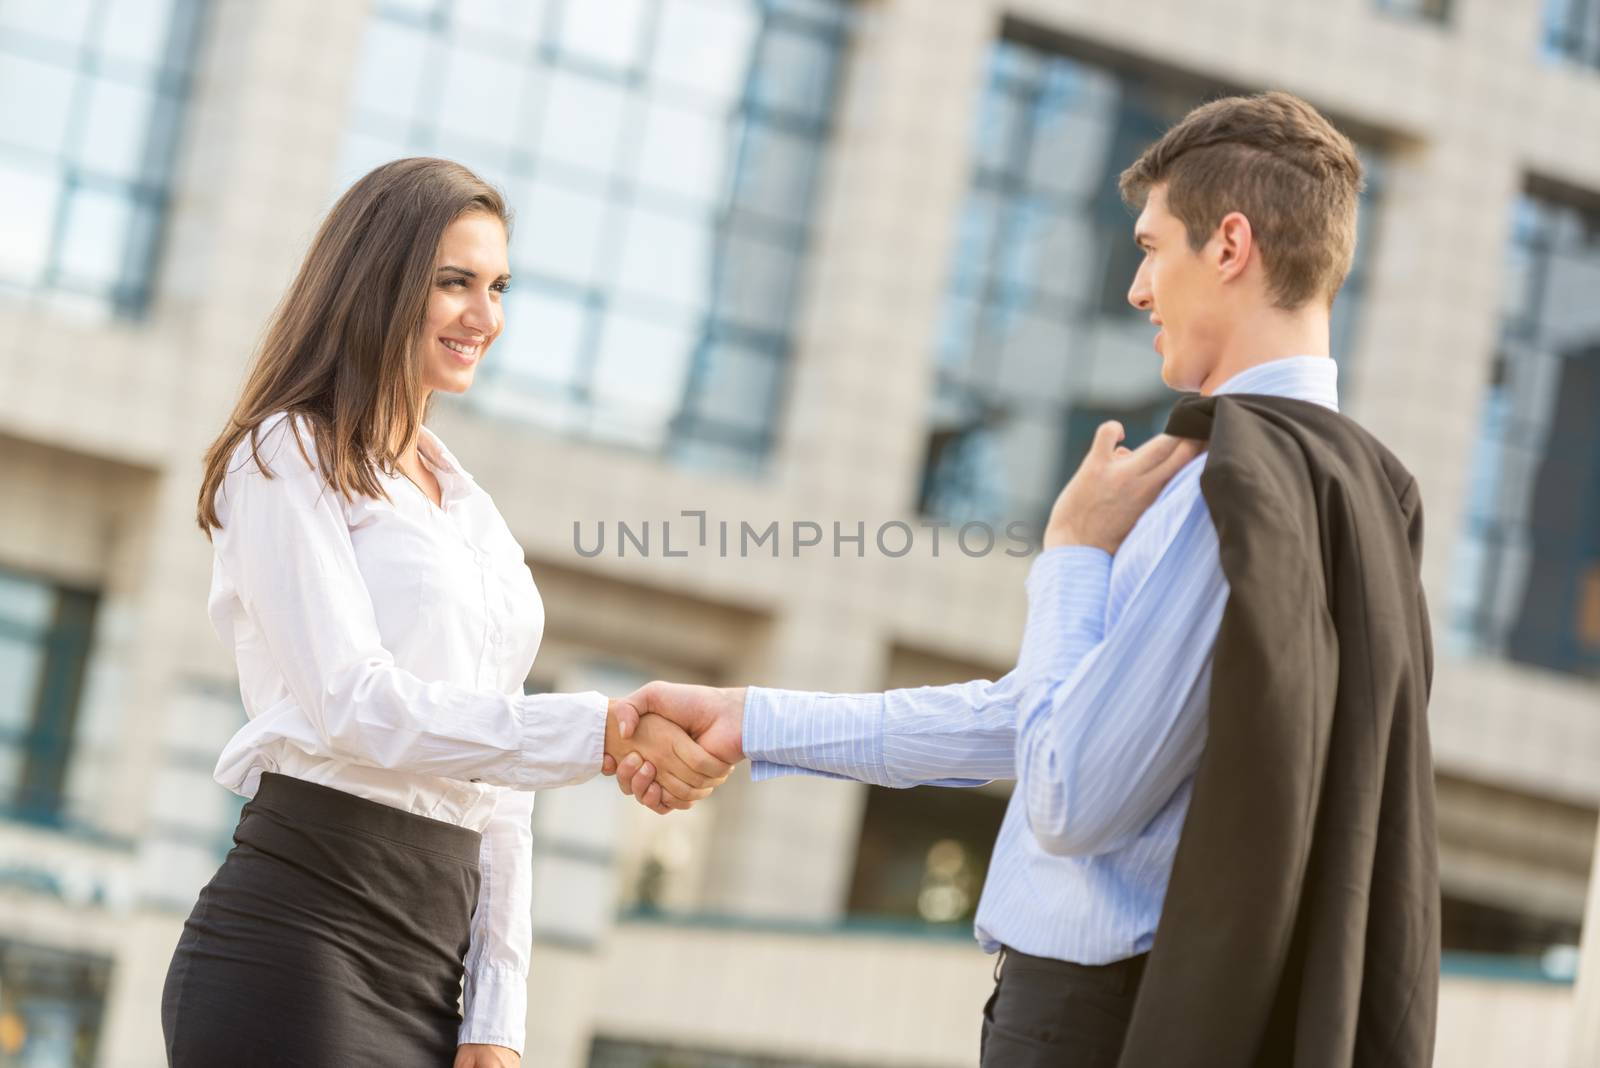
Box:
[436, 265, 511, 282]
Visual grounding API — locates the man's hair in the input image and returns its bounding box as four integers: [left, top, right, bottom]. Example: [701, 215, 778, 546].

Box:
[1118, 90, 1365, 310]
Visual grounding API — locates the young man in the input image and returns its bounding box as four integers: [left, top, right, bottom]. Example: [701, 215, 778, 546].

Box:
[611, 91, 1438, 1067]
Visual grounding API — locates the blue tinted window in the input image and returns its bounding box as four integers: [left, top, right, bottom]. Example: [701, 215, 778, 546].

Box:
[0, 568, 97, 825]
[921, 38, 1383, 527]
[1542, 0, 1600, 69]
[1451, 188, 1600, 679]
[342, 0, 852, 471]
[0, 0, 206, 317]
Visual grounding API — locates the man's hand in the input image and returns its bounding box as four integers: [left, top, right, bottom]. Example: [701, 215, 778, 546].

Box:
[1044, 422, 1202, 553]
[454, 1043, 518, 1068]
[603, 697, 732, 815]
[601, 683, 746, 812]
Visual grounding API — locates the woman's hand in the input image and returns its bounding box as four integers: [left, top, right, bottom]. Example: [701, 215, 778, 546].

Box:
[454, 1042, 518, 1067]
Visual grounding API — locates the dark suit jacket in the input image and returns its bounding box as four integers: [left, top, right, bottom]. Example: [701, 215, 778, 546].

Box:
[1115, 393, 1440, 1068]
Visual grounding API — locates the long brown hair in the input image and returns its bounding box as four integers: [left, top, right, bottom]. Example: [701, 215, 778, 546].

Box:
[196, 157, 510, 536]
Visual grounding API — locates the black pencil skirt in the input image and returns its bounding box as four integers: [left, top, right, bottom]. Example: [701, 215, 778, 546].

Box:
[161, 771, 484, 1067]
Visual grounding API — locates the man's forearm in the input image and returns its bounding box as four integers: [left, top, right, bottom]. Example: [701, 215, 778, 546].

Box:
[744, 687, 890, 783]
[746, 682, 1016, 788]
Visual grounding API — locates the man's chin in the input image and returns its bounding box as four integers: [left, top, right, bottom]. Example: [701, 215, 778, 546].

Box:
[1158, 356, 1183, 391]
[1159, 355, 1203, 394]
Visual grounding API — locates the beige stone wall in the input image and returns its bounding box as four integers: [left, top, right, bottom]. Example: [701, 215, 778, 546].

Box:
[1, 0, 1597, 1065]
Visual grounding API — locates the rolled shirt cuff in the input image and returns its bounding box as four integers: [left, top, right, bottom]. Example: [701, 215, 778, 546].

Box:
[458, 963, 528, 1055]
[505, 690, 608, 789]
[742, 685, 884, 781]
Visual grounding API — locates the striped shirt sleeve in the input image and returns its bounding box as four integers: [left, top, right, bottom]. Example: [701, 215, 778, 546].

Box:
[1014, 498, 1227, 857]
[743, 548, 1115, 788]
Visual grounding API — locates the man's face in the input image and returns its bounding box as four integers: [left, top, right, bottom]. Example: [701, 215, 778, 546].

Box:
[1126, 184, 1226, 392]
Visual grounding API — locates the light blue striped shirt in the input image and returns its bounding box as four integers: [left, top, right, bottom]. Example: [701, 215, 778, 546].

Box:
[744, 356, 1340, 963]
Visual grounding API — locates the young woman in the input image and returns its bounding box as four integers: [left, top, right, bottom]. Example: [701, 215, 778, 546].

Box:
[164, 158, 729, 1068]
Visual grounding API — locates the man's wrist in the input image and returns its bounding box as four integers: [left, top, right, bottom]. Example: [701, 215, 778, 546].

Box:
[723, 686, 748, 758]
[1044, 524, 1115, 554]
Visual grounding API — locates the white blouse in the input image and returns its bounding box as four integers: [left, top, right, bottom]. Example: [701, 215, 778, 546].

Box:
[206, 409, 607, 1054]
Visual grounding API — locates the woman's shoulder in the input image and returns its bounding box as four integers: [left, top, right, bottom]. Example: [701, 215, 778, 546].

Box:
[227, 410, 324, 483]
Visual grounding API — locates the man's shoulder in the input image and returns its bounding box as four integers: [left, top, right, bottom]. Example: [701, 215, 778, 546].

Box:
[1214, 396, 1415, 504]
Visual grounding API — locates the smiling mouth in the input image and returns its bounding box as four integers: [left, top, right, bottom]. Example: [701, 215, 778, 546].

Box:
[441, 338, 481, 362]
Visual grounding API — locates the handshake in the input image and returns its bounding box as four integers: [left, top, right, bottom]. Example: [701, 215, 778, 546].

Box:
[601, 682, 747, 814]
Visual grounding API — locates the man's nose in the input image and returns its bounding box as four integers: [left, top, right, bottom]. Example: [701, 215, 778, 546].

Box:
[1127, 262, 1152, 311]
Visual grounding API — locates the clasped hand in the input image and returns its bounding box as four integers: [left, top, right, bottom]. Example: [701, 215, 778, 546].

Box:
[1044, 421, 1202, 553]
[602, 683, 746, 814]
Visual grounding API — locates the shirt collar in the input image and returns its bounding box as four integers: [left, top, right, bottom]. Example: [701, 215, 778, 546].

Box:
[1211, 355, 1340, 412]
[416, 424, 474, 500]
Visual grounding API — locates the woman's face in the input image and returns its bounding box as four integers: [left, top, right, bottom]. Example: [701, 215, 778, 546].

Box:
[419, 211, 509, 396]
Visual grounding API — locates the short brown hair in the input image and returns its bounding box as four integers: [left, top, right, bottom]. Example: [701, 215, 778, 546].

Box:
[1118, 90, 1364, 310]
[197, 157, 510, 535]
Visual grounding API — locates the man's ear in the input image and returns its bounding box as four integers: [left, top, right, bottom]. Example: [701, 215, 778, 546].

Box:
[1213, 211, 1254, 284]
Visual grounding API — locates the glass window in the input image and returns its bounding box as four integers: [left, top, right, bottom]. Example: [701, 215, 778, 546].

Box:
[637, 99, 732, 204]
[921, 37, 1384, 527]
[495, 288, 592, 388]
[714, 229, 799, 332]
[1450, 186, 1600, 680]
[539, 70, 631, 178]
[0, 0, 205, 317]
[1541, 0, 1600, 69]
[616, 207, 715, 314]
[591, 310, 701, 447]
[651, 0, 760, 102]
[0, 568, 98, 826]
[0, 0, 93, 47]
[454, 0, 550, 44]
[0, 53, 77, 156]
[555, 0, 649, 73]
[343, 0, 852, 469]
[350, 18, 429, 123]
[136, 682, 247, 909]
[750, 21, 839, 122]
[683, 341, 784, 437]
[0, 941, 110, 1068]
[847, 785, 1008, 927]
[514, 176, 616, 288]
